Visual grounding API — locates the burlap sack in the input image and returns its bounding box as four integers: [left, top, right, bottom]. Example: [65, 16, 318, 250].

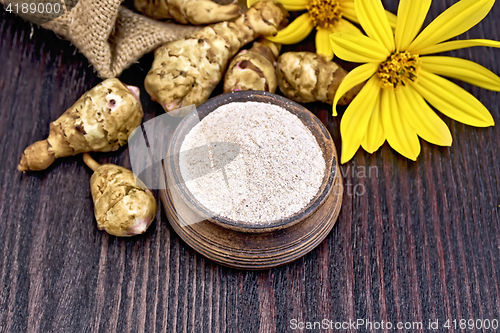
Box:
[1, 0, 201, 78]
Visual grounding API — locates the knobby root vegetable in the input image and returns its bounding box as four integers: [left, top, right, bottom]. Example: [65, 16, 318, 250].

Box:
[83, 153, 157, 237]
[18, 79, 143, 172]
[223, 38, 280, 93]
[145, 0, 287, 114]
[134, 0, 241, 25]
[276, 52, 362, 105]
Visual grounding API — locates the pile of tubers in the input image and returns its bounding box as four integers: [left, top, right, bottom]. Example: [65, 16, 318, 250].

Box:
[19, 79, 157, 237]
[19, 0, 361, 238]
[142, 0, 360, 112]
[144, 0, 287, 112]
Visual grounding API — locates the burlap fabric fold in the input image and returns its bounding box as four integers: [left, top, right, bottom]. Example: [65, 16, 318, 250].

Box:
[1, 0, 201, 78]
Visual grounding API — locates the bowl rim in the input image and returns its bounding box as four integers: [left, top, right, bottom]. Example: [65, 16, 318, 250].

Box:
[166, 91, 338, 233]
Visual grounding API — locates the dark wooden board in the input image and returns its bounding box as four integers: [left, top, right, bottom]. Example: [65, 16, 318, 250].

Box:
[1, 0, 500, 332]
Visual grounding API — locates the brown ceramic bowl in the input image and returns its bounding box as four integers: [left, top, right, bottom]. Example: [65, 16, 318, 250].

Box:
[160, 91, 342, 269]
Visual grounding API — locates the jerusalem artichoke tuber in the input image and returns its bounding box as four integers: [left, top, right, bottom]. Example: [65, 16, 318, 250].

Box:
[276, 51, 362, 105]
[18, 79, 143, 172]
[134, 0, 241, 25]
[223, 39, 280, 93]
[145, 0, 287, 113]
[83, 153, 157, 237]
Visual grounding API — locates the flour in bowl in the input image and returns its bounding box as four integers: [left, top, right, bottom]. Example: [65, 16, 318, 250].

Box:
[179, 101, 325, 224]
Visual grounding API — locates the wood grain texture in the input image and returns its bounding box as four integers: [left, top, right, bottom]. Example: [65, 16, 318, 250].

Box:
[1, 0, 500, 332]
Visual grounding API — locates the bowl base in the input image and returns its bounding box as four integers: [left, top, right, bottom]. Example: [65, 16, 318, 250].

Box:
[160, 165, 342, 270]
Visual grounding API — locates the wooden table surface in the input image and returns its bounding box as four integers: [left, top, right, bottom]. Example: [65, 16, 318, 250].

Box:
[1, 1, 500, 332]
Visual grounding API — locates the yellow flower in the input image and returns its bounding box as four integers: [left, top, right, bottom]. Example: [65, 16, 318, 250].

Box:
[247, 0, 396, 60]
[330, 0, 500, 163]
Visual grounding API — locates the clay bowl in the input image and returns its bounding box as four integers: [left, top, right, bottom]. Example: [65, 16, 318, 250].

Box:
[160, 91, 342, 270]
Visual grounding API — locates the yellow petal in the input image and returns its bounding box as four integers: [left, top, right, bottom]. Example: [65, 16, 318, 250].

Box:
[266, 13, 314, 43]
[421, 56, 500, 92]
[340, 1, 358, 23]
[385, 10, 397, 29]
[316, 28, 334, 61]
[330, 32, 390, 63]
[331, 18, 362, 34]
[354, 0, 395, 52]
[394, 0, 431, 51]
[332, 62, 378, 114]
[323, 19, 362, 62]
[247, 0, 260, 8]
[361, 93, 384, 153]
[397, 85, 452, 146]
[412, 70, 495, 127]
[382, 89, 421, 160]
[340, 76, 380, 163]
[408, 0, 495, 52]
[340, 1, 396, 28]
[415, 39, 500, 55]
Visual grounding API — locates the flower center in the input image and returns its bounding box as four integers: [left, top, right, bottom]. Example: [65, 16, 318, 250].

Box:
[377, 51, 420, 90]
[307, 0, 342, 29]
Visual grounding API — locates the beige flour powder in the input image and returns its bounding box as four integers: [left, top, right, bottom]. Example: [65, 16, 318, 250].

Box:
[179, 101, 325, 224]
